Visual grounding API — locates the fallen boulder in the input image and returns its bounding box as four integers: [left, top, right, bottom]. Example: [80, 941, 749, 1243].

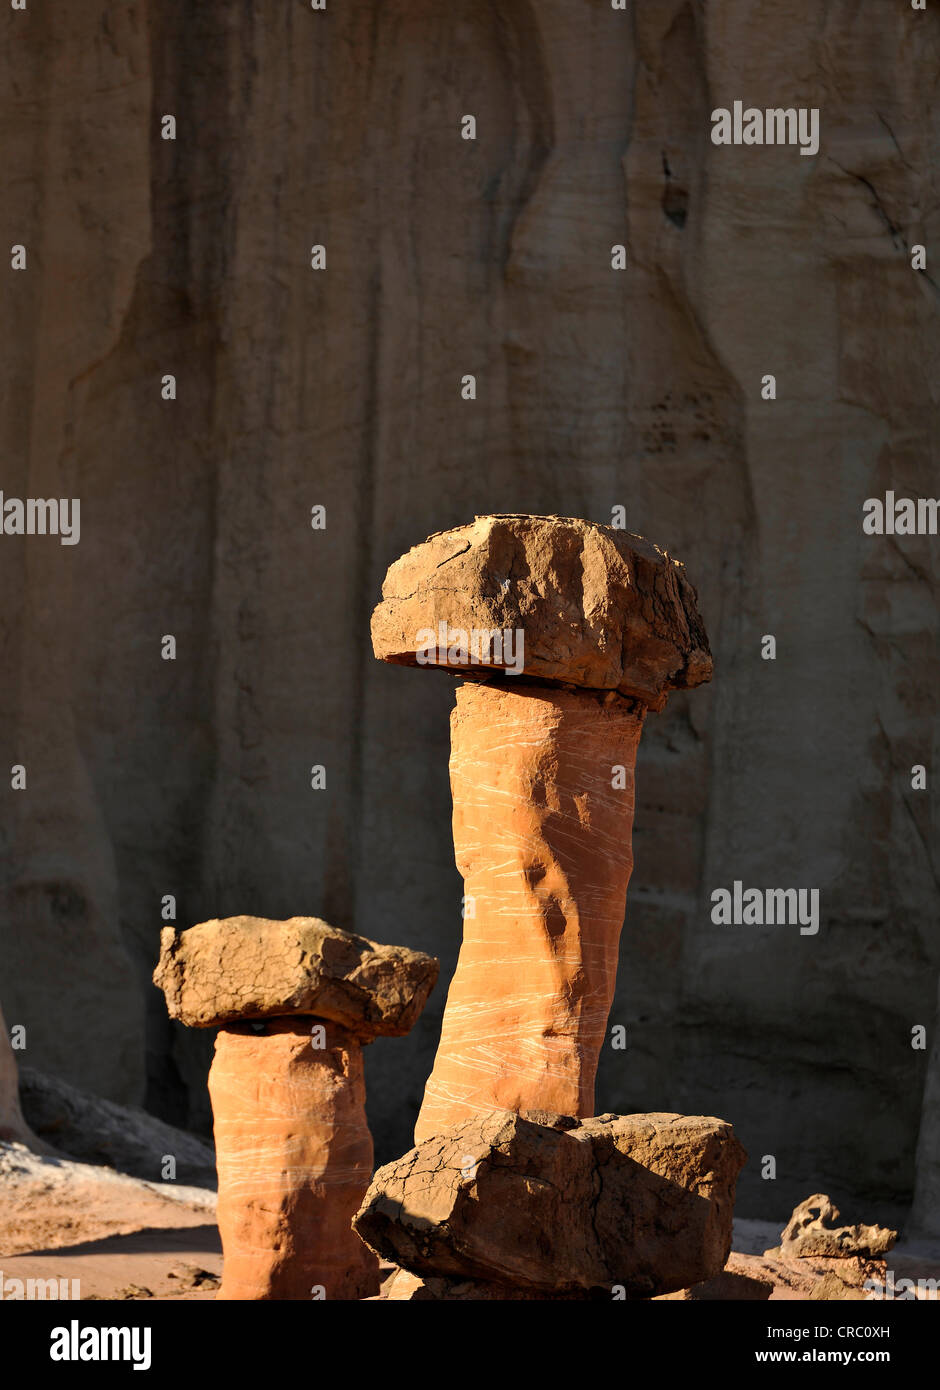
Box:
[355, 1109, 746, 1299]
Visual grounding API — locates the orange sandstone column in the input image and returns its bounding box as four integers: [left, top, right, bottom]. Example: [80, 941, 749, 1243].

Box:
[209, 1019, 377, 1300]
[414, 684, 643, 1140]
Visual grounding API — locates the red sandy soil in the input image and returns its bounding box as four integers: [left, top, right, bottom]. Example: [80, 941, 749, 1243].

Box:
[1, 1231, 222, 1301]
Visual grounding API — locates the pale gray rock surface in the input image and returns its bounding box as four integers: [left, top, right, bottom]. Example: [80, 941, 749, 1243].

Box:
[18, 1066, 217, 1188]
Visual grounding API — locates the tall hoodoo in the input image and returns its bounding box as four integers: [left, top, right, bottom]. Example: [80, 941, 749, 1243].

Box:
[372, 514, 711, 1141]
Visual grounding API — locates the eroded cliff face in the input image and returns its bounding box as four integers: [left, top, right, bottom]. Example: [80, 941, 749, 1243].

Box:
[0, 1, 936, 1219]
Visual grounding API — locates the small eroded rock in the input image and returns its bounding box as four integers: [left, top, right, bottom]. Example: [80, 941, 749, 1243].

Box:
[765, 1194, 896, 1260]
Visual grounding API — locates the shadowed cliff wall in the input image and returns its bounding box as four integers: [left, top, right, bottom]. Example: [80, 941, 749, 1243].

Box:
[0, 0, 937, 1222]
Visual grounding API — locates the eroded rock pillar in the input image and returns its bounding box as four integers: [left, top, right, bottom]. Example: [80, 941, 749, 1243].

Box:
[152, 914, 438, 1300]
[415, 682, 643, 1141]
[209, 1018, 377, 1300]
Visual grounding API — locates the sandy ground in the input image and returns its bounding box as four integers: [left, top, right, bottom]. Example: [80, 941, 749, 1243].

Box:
[0, 1229, 222, 1301]
[0, 1142, 220, 1300]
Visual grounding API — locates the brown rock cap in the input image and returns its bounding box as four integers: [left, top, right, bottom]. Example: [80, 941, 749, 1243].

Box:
[371, 514, 712, 708]
[153, 916, 438, 1039]
[354, 1109, 745, 1298]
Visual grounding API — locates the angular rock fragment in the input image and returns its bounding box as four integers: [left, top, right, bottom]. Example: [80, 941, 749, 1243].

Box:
[153, 915, 438, 1300]
[764, 1194, 896, 1260]
[153, 915, 437, 1038]
[354, 1109, 746, 1299]
[373, 515, 712, 1142]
